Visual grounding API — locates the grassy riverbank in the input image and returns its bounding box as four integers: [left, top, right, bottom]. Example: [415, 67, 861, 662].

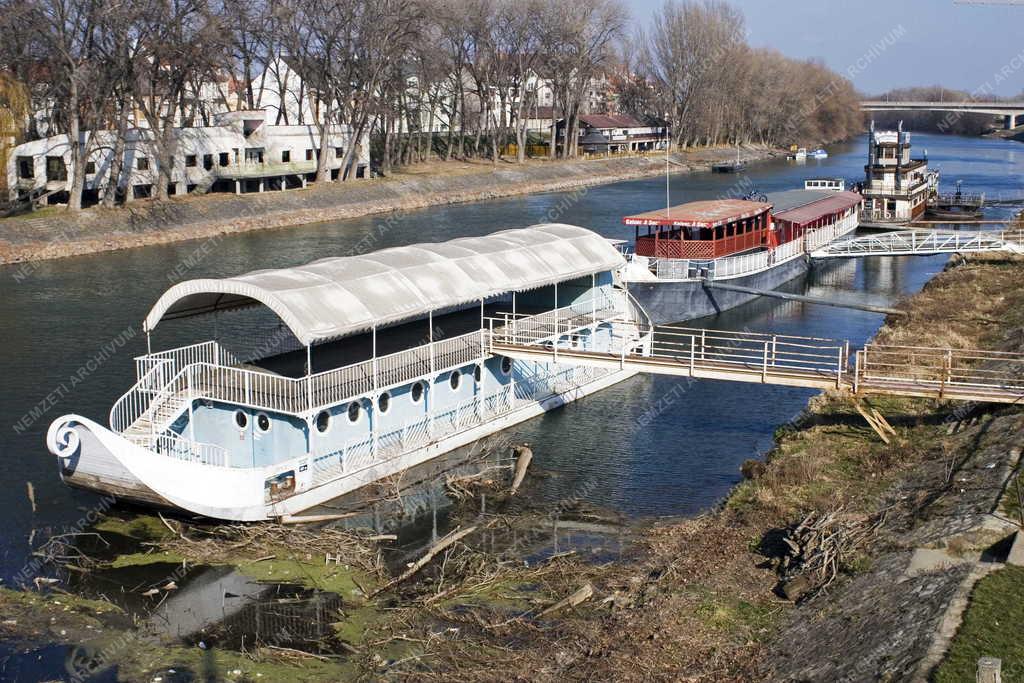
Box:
[3, 252, 1023, 681]
[0, 146, 774, 266]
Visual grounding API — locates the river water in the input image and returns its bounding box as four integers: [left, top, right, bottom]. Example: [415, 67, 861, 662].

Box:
[1, 132, 1021, 584]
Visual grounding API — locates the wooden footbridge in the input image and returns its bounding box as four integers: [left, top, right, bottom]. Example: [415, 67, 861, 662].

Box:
[486, 312, 1024, 405]
[810, 230, 1024, 259]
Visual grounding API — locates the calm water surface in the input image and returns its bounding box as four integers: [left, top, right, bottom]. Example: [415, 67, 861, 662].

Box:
[1, 132, 1021, 581]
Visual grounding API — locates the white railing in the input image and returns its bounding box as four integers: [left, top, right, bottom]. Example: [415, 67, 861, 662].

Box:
[645, 211, 859, 282]
[311, 363, 616, 486]
[112, 331, 486, 434]
[135, 340, 239, 382]
[126, 432, 230, 467]
[813, 229, 1024, 259]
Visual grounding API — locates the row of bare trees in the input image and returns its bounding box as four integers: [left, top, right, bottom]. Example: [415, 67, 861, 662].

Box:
[0, 0, 866, 211]
[637, 0, 863, 150]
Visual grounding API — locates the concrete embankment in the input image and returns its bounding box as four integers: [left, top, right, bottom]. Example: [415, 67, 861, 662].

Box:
[0, 146, 773, 265]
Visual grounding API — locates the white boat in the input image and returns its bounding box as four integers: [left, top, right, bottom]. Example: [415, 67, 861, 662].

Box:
[810, 148, 828, 159]
[46, 225, 652, 521]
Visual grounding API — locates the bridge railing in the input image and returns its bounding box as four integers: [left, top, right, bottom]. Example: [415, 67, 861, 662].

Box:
[644, 325, 848, 379]
[854, 344, 1024, 397]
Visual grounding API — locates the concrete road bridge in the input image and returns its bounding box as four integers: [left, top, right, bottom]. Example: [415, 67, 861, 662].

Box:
[860, 100, 1024, 129]
[810, 230, 1024, 259]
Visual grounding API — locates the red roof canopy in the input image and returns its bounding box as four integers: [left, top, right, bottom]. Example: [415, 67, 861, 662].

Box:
[623, 200, 771, 228]
[773, 191, 862, 227]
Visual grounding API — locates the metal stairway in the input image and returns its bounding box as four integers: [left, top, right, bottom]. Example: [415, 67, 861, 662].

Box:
[811, 230, 1024, 259]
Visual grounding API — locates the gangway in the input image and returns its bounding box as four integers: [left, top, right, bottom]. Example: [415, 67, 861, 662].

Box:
[810, 230, 1024, 259]
[486, 314, 1024, 405]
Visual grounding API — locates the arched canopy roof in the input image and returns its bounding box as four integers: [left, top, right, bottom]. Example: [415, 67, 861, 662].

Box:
[145, 224, 624, 346]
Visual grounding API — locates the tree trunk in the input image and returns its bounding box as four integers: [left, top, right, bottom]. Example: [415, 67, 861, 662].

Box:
[66, 79, 84, 212]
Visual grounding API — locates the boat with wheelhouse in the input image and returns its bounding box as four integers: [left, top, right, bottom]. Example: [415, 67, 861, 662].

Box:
[620, 189, 862, 323]
[45, 225, 651, 521]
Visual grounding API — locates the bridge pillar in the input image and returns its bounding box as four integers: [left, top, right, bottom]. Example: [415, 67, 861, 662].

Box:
[1005, 113, 1022, 130]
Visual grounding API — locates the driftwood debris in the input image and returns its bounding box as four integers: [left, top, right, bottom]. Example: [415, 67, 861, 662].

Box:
[537, 583, 594, 617]
[278, 512, 359, 525]
[775, 508, 884, 600]
[853, 399, 896, 443]
[372, 526, 477, 596]
[510, 445, 533, 495]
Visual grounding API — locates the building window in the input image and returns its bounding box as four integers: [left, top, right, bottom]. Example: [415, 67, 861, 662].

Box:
[203, 154, 213, 170]
[411, 381, 424, 403]
[219, 152, 229, 167]
[315, 410, 331, 433]
[377, 392, 390, 414]
[335, 147, 343, 158]
[281, 150, 290, 163]
[137, 157, 149, 171]
[347, 401, 361, 423]
[449, 370, 461, 391]
[256, 412, 271, 432]
[185, 155, 197, 167]
[84, 161, 96, 175]
[17, 157, 33, 179]
[234, 410, 248, 429]
[305, 149, 313, 161]
[45, 156, 67, 182]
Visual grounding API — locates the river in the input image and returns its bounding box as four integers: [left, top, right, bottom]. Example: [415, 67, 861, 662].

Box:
[1, 132, 1021, 584]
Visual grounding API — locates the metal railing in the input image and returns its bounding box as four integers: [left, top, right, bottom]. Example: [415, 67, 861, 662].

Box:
[812, 229, 1024, 258]
[853, 345, 1024, 399]
[126, 432, 230, 467]
[489, 308, 1024, 403]
[644, 211, 858, 281]
[111, 331, 486, 435]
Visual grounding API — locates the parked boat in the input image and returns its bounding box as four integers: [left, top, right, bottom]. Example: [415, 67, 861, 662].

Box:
[713, 145, 745, 173]
[620, 188, 862, 323]
[45, 225, 652, 521]
[810, 148, 828, 159]
[926, 180, 985, 220]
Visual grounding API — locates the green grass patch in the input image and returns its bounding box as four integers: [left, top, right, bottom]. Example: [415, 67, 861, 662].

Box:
[95, 514, 177, 542]
[234, 551, 377, 598]
[107, 549, 184, 568]
[935, 565, 1024, 683]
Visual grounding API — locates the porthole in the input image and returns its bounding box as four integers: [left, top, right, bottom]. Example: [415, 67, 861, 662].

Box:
[449, 370, 461, 391]
[501, 357, 513, 376]
[377, 391, 391, 414]
[347, 401, 361, 423]
[234, 410, 248, 429]
[256, 412, 271, 432]
[315, 410, 331, 433]
[411, 381, 424, 403]
[473, 364, 483, 384]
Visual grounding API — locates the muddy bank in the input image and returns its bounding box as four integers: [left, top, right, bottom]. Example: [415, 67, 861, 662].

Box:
[0, 146, 775, 266]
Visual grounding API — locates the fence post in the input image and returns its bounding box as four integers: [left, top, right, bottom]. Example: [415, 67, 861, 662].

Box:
[690, 334, 696, 375]
[853, 351, 860, 394]
[762, 342, 769, 383]
[976, 656, 1002, 683]
[700, 329, 706, 361]
[771, 336, 778, 367]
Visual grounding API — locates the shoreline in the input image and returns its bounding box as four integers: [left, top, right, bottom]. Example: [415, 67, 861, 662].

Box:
[0, 146, 777, 266]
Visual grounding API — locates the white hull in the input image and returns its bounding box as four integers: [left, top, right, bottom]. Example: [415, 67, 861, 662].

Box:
[47, 368, 637, 521]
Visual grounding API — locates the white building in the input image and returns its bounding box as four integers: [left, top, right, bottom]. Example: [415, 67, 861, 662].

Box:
[8, 108, 369, 206]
